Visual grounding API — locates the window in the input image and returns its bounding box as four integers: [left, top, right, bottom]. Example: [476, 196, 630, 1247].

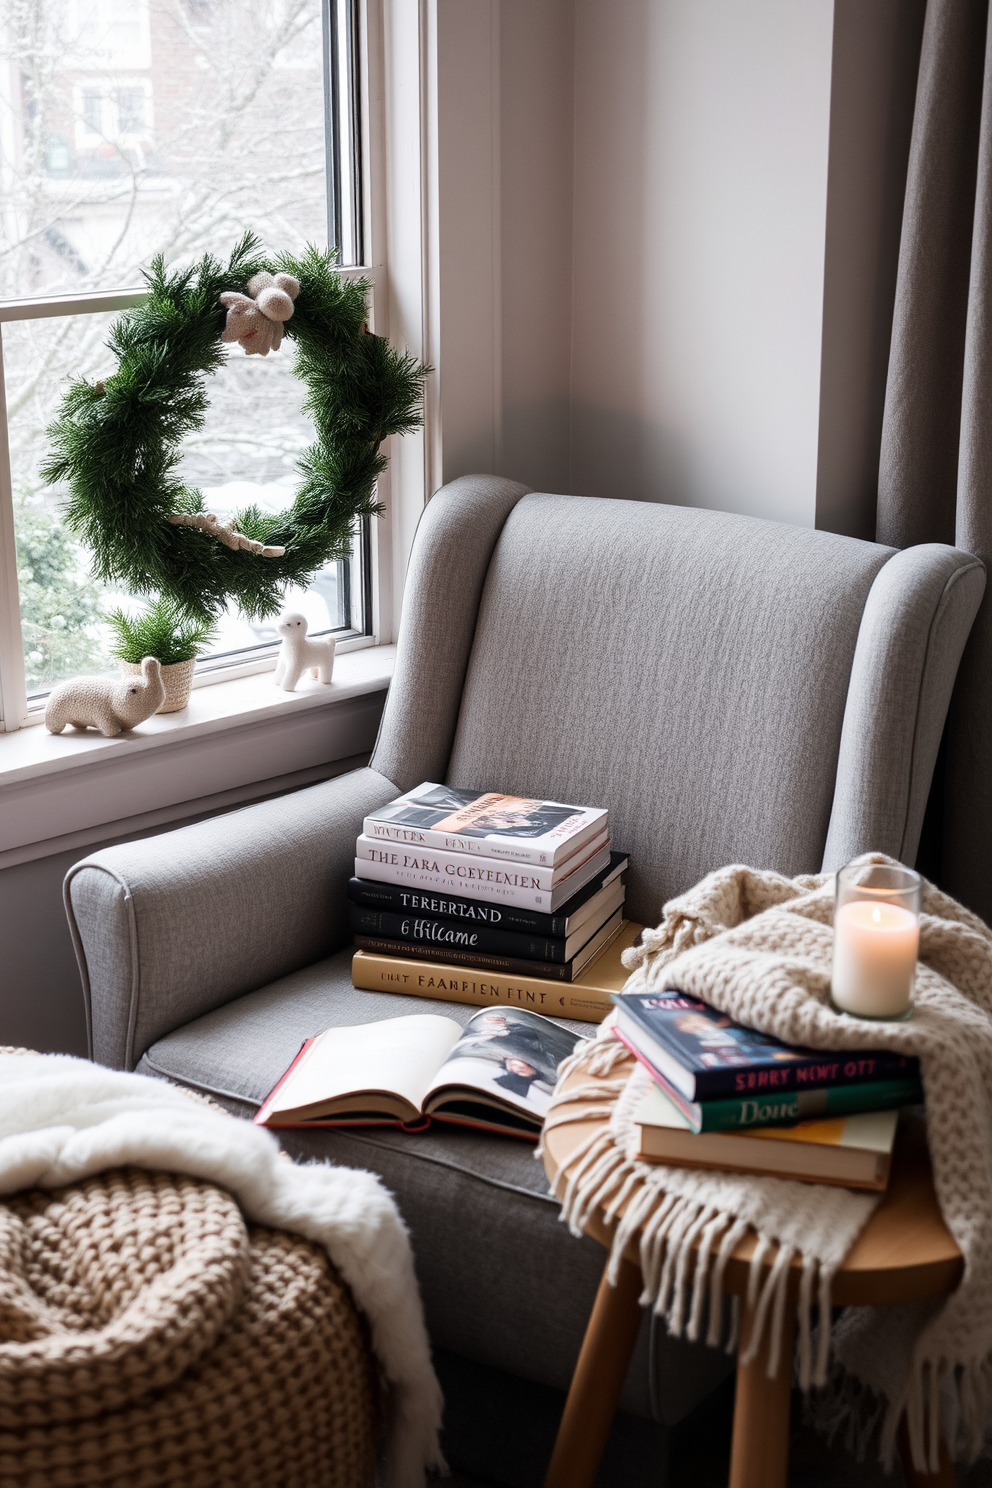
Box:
[112, 84, 147, 135]
[80, 86, 105, 138]
[0, 0, 372, 730]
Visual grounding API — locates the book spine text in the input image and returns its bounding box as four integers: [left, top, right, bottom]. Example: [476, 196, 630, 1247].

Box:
[349, 906, 569, 961]
[361, 819, 589, 866]
[356, 837, 564, 890]
[355, 856, 557, 910]
[690, 1077, 923, 1131]
[353, 935, 573, 979]
[348, 876, 567, 933]
[351, 951, 611, 1022]
[622, 1004, 918, 1098]
[689, 1050, 918, 1099]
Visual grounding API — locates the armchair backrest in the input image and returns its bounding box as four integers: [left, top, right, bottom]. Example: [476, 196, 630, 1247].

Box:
[372, 477, 985, 925]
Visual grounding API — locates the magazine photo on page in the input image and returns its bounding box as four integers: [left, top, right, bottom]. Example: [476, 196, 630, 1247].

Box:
[255, 1006, 588, 1139]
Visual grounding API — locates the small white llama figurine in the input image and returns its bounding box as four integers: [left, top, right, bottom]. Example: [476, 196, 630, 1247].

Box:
[274, 612, 336, 692]
[45, 657, 166, 737]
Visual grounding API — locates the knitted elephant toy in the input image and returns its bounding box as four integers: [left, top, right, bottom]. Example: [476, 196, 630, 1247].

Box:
[45, 657, 166, 737]
[220, 272, 300, 357]
[274, 613, 336, 692]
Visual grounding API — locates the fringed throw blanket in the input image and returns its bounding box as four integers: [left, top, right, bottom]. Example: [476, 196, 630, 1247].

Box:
[544, 855, 992, 1472]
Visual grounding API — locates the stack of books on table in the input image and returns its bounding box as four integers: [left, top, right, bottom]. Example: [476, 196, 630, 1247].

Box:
[613, 989, 923, 1191]
[349, 782, 636, 1021]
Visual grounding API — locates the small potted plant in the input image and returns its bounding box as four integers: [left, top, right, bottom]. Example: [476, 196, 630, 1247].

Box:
[107, 599, 215, 713]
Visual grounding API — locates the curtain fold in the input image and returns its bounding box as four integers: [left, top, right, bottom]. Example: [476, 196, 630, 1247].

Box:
[878, 0, 992, 920]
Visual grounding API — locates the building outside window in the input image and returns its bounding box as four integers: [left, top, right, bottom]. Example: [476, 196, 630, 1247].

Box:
[0, 0, 368, 727]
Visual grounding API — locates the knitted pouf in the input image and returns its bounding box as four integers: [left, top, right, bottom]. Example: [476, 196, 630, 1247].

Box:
[0, 1166, 378, 1488]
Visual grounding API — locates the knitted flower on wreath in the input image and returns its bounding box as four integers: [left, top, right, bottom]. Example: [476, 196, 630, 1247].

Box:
[220, 271, 300, 356]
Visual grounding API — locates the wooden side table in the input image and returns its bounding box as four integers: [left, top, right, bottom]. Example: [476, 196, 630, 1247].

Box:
[541, 1065, 963, 1488]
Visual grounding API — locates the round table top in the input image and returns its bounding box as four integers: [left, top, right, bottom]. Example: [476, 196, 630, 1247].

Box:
[542, 1065, 963, 1307]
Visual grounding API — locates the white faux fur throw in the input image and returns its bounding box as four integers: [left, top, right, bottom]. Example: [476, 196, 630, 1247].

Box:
[544, 854, 992, 1473]
[0, 1051, 443, 1488]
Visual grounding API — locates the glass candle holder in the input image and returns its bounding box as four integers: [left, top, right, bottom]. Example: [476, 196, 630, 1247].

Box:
[831, 861, 921, 1020]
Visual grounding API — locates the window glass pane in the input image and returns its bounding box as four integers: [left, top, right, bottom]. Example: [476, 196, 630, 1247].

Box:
[4, 311, 365, 702]
[0, 0, 327, 301]
[3, 313, 120, 696]
[1, 0, 370, 708]
[174, 338, 365, 662]
[326, 0, 363, 267]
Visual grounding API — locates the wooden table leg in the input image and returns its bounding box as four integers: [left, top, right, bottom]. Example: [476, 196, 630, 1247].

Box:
[897, 1415, 956, 1487]
[543, 1255, 644, 1488]
[728, 1299, 796, 1488]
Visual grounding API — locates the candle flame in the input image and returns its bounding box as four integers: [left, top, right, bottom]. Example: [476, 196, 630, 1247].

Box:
[871, 906, 881, 924]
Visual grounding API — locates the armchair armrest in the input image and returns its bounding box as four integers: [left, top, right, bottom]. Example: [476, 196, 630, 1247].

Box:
[65, 765, 398, 1070]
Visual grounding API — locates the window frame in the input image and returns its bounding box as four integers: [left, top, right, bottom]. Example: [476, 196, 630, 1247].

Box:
[0, 0, 386, 733]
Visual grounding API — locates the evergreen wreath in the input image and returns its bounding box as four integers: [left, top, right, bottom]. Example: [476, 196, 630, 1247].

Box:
[43, 233, 427, 626]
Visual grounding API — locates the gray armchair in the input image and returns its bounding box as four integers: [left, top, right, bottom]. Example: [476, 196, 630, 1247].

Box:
[65, 476, 985, 1486]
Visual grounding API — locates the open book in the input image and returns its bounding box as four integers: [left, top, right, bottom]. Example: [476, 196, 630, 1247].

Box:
[255, 1007, 587, 1139]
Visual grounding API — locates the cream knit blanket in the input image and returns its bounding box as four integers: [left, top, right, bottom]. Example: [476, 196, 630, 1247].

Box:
[0, 1051, 443, 1488]
[544, 855, 992, 1472]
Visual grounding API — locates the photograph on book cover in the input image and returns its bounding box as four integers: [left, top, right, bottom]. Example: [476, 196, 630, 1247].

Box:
[372, 785, 581, 839]
[661, 1002, 808, 1071]
[437, 1008, 581, 1115]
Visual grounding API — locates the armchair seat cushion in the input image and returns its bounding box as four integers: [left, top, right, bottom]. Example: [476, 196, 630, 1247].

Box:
[137, 953, 731, 1426]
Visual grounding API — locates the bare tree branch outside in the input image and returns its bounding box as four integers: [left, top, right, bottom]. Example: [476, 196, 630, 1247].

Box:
[0, 0, 359, 694]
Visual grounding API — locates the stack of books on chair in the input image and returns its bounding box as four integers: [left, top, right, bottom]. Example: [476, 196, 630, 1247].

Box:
[349, 782, 636, 1021]
[613, 989, 923, 1191]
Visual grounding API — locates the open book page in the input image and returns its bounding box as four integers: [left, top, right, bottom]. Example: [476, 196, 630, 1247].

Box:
[260, 1014, 462, 1123]
[424, 1007, 588, 1124]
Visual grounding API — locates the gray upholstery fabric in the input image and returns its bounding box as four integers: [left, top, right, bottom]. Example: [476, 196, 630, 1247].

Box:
[371, 474, 531, 791]
[66, 767, 398, 1068]
[137, 950, 732, 1426]
[64, 473, 984, 1453]
[69, 480, 983, 1067]
[447, 494, 896, 924]
[877, 0, 992, 921]
[823, 546, 986, 871]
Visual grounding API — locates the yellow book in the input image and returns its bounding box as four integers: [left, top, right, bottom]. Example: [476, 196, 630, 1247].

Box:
[351, 921, 641, 1023]
[633, 1083, 898, 1191]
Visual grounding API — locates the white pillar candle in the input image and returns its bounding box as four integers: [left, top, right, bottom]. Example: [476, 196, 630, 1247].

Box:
[831, 901, 919, 1018]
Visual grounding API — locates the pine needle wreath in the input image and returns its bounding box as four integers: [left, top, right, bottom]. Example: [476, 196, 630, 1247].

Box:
[42, 232, 427, 625]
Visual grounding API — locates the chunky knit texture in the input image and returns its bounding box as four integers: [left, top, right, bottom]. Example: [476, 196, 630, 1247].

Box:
[544, 855, 992, 1472]
[44, 659, 165, 737]
[0, 1051, 443, 1488]
[0, 1167, 376, 1487]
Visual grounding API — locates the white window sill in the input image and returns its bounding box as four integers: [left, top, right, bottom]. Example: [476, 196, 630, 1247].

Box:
[0, 645, 395, 867]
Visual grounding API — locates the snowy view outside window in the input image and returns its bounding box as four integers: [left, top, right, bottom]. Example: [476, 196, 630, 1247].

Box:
[0, 0, 365, 698]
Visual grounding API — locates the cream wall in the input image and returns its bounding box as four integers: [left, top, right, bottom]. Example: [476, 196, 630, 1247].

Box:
[3, 0, 925, 1055]
[451, 0, 923, 534]
[569, 0, 834, 524]
[498, 0, 575, 493]
[429, 0, 576, 496]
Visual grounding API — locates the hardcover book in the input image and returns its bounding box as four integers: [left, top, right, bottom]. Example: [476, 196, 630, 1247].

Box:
[613, 991, 919, 1101]
[632, 1083, 899, 1190]
[355, 838, 613, 911]
[255, 1008, 587, 1139]
[356, 831, 609, 892]
[348, 886, 624, 963]
[352, 920, 642, 1023]
[363, 783, 608, 866]
[346, 853, 629, 936]
[615, 1027, 923, 1132]
[354, 909, 624, 983]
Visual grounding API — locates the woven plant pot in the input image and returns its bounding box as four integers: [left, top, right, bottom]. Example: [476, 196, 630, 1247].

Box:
[121, 657, 195, 713]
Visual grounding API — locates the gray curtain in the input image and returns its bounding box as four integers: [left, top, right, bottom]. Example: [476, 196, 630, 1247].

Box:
[878, 0, 992, 921]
